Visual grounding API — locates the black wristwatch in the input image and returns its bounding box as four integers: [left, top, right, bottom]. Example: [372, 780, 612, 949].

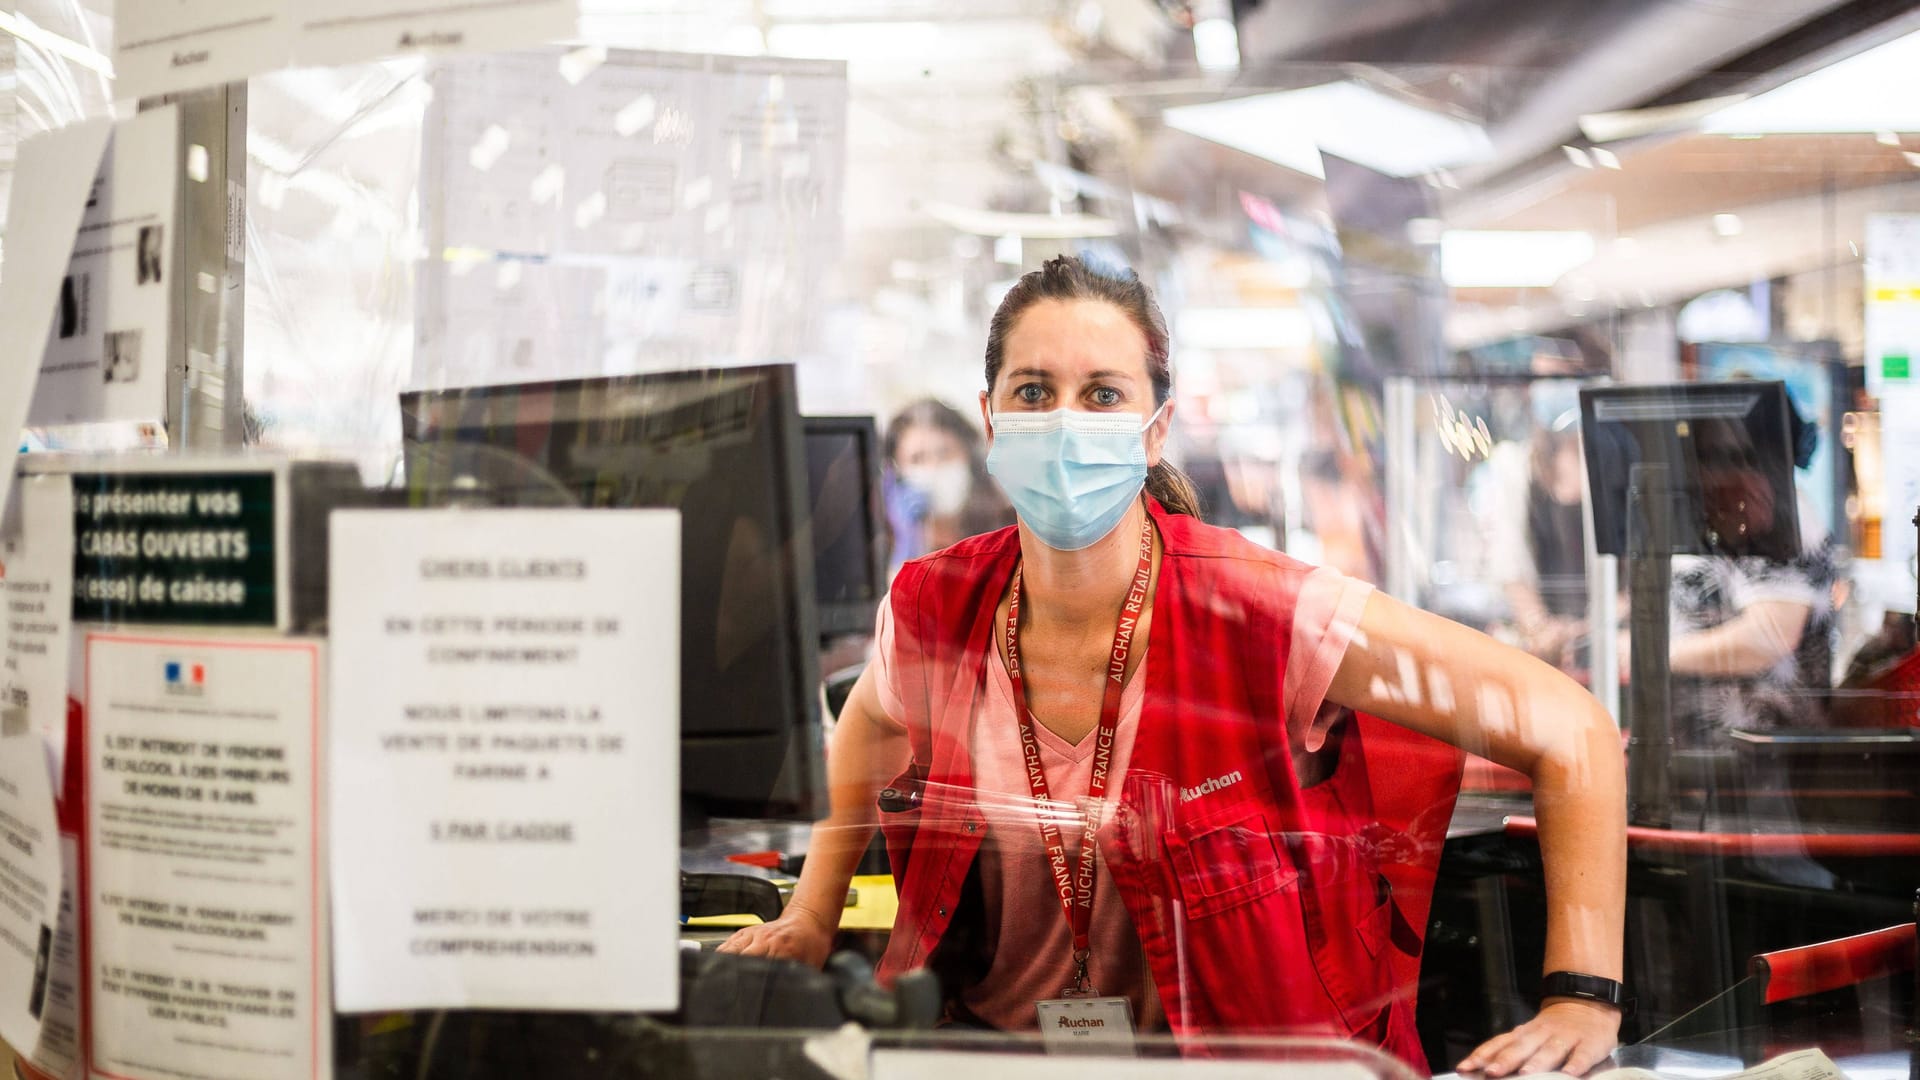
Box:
[1541, 971, 1635, 1018]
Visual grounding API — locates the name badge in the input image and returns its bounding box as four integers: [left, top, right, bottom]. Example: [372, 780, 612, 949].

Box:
[1036, 996, 1135, 1054]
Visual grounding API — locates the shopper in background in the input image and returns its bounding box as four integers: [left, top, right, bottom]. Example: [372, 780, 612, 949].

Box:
[882, 399, 1014, 573]
[1668, 408, 1838, 744]
[725, 256, 1626, 1076]
[1484, 385, 1592, 678]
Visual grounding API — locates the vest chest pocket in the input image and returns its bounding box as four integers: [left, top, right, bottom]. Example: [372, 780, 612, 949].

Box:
[1163, 807, 1298, 918]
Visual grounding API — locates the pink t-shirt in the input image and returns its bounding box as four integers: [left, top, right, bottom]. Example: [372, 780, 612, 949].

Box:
[871, 564, 1373, 1031]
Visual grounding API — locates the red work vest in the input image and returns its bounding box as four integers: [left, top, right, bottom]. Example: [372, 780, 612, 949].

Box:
[876, 499, 1463, 1071]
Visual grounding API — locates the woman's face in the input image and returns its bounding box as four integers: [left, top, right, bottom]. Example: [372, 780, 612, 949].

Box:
[892, 424, 968, 472]
[978, 298, 1172, 467]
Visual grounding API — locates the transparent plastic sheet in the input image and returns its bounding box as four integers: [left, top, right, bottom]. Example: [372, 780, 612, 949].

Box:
[341, 1018, 1425, 1080]
[243, 60, 433, 484]
[412, 47, 848, 389]
[2, 0, 114, 262]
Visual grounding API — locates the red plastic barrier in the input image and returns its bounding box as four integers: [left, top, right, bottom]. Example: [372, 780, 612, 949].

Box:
[1750, 923, 1917, 1004]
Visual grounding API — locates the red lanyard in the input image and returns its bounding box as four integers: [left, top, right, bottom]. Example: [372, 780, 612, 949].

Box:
[1003, 514, 1154, 994]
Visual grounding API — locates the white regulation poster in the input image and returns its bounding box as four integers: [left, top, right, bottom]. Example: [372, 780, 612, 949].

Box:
[84, 634, 327, 1080]
[328, 509, 679, 1012]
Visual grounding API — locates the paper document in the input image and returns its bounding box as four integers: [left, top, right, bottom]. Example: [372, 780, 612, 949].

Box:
[0, 733, 61, 1061]
[328, 509, 680, 1012]
[0, 120, 110, 515]
[30, 107, 180, 430]
[21, 833, 80, 1080]
[873, 1051, 1377, 1080]
[1479, 1048, 1850, 1080]
[2, 474, 75, 773]
[84, 634, 328, 1080]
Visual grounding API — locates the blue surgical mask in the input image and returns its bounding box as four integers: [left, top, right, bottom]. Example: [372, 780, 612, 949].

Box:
[986, 404, 1167, 551]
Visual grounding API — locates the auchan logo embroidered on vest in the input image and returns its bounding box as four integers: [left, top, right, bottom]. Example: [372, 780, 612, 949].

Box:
[1179, 770, 1243, 803]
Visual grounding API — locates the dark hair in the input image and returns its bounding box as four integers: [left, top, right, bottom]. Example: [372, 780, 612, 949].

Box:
[983, 255, 1203, 518]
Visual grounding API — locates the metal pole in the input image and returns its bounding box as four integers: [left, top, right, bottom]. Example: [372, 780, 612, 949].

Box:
[1626, 462, 1674, 829]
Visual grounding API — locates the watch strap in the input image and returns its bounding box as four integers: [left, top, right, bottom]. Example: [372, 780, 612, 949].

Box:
[1541, 971, 1635, 1018]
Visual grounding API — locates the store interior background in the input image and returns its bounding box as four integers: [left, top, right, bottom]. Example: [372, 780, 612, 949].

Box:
[4, 0, 1920, 1069]
[173, 0, 1920, 662]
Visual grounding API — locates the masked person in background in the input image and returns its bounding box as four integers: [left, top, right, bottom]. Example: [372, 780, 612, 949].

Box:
[883, 399, 1015, 574]
[726, 257, 1625, 1076]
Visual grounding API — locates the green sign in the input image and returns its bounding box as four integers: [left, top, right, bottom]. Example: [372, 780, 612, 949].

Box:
[71, 472, 278, 626]
[1884, 353, 1911, 381]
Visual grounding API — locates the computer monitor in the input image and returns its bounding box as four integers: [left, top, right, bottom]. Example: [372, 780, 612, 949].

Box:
[399, 364, 827, 826]
[801, 416, 887, 638]
[1579, 381, 1802, 562]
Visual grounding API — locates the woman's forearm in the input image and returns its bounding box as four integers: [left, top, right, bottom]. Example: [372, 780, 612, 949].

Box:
[1668, 599, 1810, 678]
[784, 680, 908, 930]
[1528, 702, 1626, 981]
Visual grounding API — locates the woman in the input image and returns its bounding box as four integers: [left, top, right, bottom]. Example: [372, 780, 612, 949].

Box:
[724, 257, 1625, 1076]
[883, 399, 1015, 572]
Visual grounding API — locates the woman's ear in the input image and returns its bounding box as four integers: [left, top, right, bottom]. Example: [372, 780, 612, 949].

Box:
[978, 390, 994, 445]
[1144, 399, 1174, 468]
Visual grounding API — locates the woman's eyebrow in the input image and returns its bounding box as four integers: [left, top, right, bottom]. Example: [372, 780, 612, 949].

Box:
[1004, 367, 1137, 382]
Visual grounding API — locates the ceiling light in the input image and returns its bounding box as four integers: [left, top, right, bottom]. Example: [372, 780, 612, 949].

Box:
[1591, 147, 1622, 169]
[1579, 95, 1746, 142]
[1878, 131, 1902, 146]
[1174, 307, 1312, 350]
[1704, 29, 1920, 134]
[1713, 213, 1743, 237]
[0, 10, 113, 77]
[1904, 151, 1920, 168]
[1440, 230, 1595, 288]
[1193, 19, 1240, 74]
[1191, 0, 1239, 74]
[924, 201, 1119, 239]
[1562, 145, 1593, 168]
[1406, 217, 1444, 246]
[1162, 81, 1491, 179]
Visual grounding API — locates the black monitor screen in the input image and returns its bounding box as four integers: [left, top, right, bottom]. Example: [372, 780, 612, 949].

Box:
[400, 365, 826, 825]
[803, 417, 886, 637]
[1579, 381, 1800, 561]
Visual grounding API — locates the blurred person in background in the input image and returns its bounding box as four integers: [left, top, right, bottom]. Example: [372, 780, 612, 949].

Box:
[1666, 407, 1838, 745]
[883, 399, 1015, 574]
[1483, 384, 1592, 678]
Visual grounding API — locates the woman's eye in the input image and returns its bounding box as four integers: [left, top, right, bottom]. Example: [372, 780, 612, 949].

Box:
[1016, 384, 1045, 404]
[1091, 387, 1121, 406]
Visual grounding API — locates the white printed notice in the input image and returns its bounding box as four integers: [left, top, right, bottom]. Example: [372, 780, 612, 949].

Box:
[327, 510, 679, 1012]
[4, 474, 76, 773]
[21, 835, 80, 1080]
[0, 733, 62, 1063]
[84, 635, 327, 1080]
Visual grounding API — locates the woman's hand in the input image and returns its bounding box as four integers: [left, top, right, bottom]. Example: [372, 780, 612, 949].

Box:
[1458, 999, 1622, 1077]
[714, 905, 836, 969]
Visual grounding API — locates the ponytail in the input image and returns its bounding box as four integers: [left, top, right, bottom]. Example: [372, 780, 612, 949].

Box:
[1147, 461, 1204, 519]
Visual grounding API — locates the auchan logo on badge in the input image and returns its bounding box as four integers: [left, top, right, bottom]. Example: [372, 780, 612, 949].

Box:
[1057, 1016, 1107, 1029]
[1179, 769, 1243, 803]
